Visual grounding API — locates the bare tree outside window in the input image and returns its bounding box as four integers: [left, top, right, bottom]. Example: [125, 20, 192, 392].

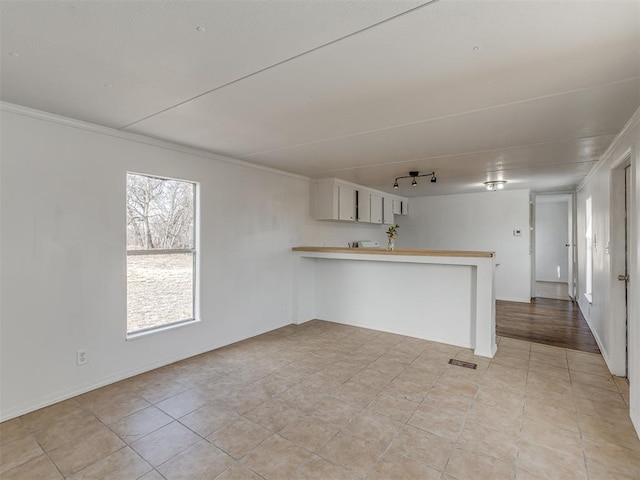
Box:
[126, 173, 197, 335]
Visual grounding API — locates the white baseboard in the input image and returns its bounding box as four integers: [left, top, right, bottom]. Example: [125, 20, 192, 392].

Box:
[497, 296, 532, 303]
[632, 408, 640, 440]
[0, 323, 289, 422]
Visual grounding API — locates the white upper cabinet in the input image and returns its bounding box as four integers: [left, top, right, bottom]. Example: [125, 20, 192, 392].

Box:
[338, 184, 356, 221]
[357, 190, 371, 222]
[401, 199, 409, 215]
[370, 194, 383, 224]
[315, 179, 406, 224]
[383, 197, 394, 225]
[392, 198, 402, 215]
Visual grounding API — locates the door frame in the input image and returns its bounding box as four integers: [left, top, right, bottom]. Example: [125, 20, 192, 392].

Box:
[531, 193, 576, 299]
[610, 151, 632, 377]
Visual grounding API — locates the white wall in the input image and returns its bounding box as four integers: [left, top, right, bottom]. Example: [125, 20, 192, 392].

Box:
[535, 201, 569, 282]
[576, 107, 640, 437]
[0, 106, 387, 421]
[396, 190, 531, 302]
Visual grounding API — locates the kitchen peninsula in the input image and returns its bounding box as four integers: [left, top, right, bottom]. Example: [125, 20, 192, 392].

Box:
[292, 247, 497, 358]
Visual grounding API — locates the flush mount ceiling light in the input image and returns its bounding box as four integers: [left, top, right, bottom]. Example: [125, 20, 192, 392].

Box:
[484, 180, 507, 191]
[393, 171, 436, 189]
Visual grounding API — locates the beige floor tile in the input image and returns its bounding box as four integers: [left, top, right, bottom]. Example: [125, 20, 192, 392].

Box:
[527, 362, 571, 381]
[578, 413, 640, 451]
[309, 396, 362, 427]
[408, 404, 465, 440]
[530, 343, 567, 358]
[467, 400, 522, 436]
[368, 392, 418, 423]
[207, 417, 272, 459]
[475, 386, 525, 412]
[388, 425, 454, 471]
[0, 418, 29, 446]
[178, 401, 240, 437]
[381, 377, 432, 403]
[156, 389, 211, 419]
[48, 425, 125, 476]
[138, 470, 165, 480]
[582, 436, 640, 478]
[572, 382, 626, 407]
[108, 406, 173, 444]
[523, 399, 579, 433]
[5, 322, 639, 480]
[318, 431, 384, 478]
[279, 416, 339, 452]
[33, 409, 103, 451]
[131, 421, 200, 467]
[0, 454, 63, 480]
[344, 410, 403, 447]
[214, 463, 264, 480]
[520, 417, 583, 459]
[332, 381, 380, 407]
[517, 439, 587, 480]
[368, 451, 441, 480]
[457, 419, 518, 465]
[135, 379, 190, 404]
[567, 358, 611, 377]
[292, 455, 357, 480]
[0, 433, 43, 474]
[250, 374, 299, 398]
[243, 434, 311, 480]
[156, 440, 233, 479]
[445, 448, 515, 480]
[570, 370, 618, 391]
[243, 399, 305, 432]
[68, 446, 152, 480]
[92, 392, 152, 425]
[20, 399, 84, 432]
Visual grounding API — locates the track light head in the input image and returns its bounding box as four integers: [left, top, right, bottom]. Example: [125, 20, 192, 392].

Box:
[430, 173, 437, 183]
[411, 178, 417, 187]
[393, 180, 399, 189]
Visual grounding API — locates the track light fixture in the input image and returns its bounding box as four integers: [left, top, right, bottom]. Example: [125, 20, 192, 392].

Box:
[484, 180, 507, 191]
[393, 171, 436, 189]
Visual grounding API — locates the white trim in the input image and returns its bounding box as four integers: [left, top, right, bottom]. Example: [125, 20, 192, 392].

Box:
[578, 106, 640, 191]
[0, 102, 310, 182]
[582, 307, 615, 374]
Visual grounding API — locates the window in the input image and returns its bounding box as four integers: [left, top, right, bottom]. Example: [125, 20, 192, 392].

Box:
[126, 173, 197, 336]
[585, 196, 593, 303]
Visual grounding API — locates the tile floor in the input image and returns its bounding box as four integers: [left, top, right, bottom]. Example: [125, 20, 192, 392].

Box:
[1, 320, 639, 479]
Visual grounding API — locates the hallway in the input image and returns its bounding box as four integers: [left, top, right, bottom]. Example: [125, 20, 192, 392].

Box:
[496, 298, 600, 354]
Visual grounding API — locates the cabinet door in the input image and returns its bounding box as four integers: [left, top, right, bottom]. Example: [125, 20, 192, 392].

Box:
[383, 197, 394, 225]
[357, 191, 371, 222]
[370, 194, 383, 224]
[401, 200, 409, 215]
[338, 185, 356, 221]
[392, 198, 402, 215]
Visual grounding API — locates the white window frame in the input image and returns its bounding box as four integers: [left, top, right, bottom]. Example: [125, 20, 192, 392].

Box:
[126, 172, 199, 339]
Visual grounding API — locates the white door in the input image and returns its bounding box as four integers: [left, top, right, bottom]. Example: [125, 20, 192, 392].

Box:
[338, 185, 356, 221]
[383, 197, 394, 225]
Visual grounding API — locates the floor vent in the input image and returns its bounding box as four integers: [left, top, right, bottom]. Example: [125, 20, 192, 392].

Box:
[448, 359, 477, 369]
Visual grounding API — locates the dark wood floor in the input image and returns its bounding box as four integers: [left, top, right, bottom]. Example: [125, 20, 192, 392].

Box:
[496, 298, 600, 353]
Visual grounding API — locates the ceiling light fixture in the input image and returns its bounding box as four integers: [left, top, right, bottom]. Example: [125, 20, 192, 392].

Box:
[196, 25, 206, 32]
[393, 171, 437, 189]
[484, 180, 507, 191]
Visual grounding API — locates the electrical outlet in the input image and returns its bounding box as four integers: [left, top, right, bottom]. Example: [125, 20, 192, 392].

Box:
[77, 349, 88, 366]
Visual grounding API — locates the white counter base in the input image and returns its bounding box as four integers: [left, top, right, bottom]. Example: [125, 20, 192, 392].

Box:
[293, 250, 497, 358]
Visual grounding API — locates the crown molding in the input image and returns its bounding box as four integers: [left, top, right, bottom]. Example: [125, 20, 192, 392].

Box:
[578, 106, 640, 191]
[0, 102, 310, 182]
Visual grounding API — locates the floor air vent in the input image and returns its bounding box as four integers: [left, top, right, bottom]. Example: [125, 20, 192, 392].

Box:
[448, 359, 477, 369]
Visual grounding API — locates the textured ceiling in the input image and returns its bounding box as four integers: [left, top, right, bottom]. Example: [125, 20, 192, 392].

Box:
[2, 0, 639, 196]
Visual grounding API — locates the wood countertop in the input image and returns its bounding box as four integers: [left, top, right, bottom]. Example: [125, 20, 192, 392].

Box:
[292, 247, 494, 258]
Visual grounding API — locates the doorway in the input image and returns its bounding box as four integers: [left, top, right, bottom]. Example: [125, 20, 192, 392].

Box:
[533, 194, 574, 300]
[611, 156, 631, 378]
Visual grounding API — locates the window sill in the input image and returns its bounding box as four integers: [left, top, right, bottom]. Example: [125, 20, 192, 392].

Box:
[126, 318, 200, 341]
[584, 293, 593, 304]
